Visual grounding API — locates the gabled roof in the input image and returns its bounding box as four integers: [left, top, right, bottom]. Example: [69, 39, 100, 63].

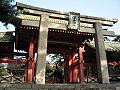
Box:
[86, 41, 120, 52]
[0, 32, 14, 42]
[0, 32, 14, 55]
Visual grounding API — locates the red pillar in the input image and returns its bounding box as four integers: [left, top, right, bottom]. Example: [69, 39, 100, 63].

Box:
[27, 40, 34, 83]
[73, 65, 78, 82]
[78, 43, 84, 83]
[69, 53, 74, 82]
[69, 53, 79, 83]
[29, 41, 34, 58]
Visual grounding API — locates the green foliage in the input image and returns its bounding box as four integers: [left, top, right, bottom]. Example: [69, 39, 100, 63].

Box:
[0, 68, 9, 74]
[0, 0, 17, 26]
[48, 54, 64, 66]
[113, 35, 120, 42]
[46, 54, 64, 83]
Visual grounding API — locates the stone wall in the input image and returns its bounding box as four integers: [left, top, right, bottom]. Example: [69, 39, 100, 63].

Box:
[0, 83, 120, 90]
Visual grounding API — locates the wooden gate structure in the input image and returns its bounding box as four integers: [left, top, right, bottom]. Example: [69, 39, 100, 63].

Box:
[0, 2, 119, 84]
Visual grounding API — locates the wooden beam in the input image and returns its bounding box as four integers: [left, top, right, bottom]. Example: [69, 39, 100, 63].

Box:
[23, 9, 60, 18]
[17, 2, 68, 15]
[0, 52, 28, 56]
[49, 23, 67, 30]
[102, 30, 115, 36]
[17, 2, 117, 24]
[18, 14, 93, 27]
[48, 41, 75, 46]
[80, 15, 117, 24]
[79, 27, 95, 34]
[21, 20, 115, 36]
[22, 9, 116, 26]
[22, 20, 39, 27]
[80, 18, 114, 26]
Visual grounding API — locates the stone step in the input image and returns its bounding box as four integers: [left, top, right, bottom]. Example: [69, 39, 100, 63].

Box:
[0, 83, 119, 90]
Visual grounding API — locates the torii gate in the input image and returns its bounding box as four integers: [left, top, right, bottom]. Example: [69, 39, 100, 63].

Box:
[15, 2, 118, 84]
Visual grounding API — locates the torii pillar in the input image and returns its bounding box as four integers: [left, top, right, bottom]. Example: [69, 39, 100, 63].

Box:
[35, 14, 49, 84]
[94, 22, 110, 84]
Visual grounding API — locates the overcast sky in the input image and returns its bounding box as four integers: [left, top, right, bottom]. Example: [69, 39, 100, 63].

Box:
[0, 0, 120, 35]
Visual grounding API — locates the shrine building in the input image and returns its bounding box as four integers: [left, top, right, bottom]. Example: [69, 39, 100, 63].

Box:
[0, 2, 119, 85]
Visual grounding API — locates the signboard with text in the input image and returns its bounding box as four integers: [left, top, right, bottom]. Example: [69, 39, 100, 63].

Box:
[68, 12, 80, 30]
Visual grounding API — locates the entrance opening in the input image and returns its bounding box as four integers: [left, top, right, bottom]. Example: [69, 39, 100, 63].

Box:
[46, 54, 64, 83]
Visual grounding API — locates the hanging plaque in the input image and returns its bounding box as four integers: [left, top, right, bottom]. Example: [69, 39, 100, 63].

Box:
[68, 12, 80, 30]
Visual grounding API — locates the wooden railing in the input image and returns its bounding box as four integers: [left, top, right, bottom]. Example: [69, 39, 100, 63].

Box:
[84, 63, 97, 83]
[0, 71, 25, 83]
[84, 61, 120, 83]
[0, 58, 28, 83]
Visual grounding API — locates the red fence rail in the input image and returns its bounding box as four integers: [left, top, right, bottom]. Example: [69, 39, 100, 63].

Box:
[0, 58, 35, 83]
[0, 58, 27, 64]
[84, 61, 120, 83]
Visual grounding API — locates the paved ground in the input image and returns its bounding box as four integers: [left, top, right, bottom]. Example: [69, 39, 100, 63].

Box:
[0, 83, 120, 90]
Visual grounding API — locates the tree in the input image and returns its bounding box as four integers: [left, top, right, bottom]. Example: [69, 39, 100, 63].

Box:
[113, 35, 120, 42]
[0, 0, 17, 26]
[47, 54, 64, 83]
[48, 54, 64, 66]
[104, 37, 110, 41]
